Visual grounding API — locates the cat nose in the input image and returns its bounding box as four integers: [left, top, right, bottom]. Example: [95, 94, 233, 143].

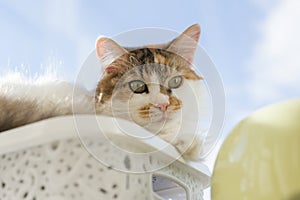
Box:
[156, 103, 169, 112]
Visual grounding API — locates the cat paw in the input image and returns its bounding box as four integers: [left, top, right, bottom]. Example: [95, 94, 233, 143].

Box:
[174, 135, 201, 161]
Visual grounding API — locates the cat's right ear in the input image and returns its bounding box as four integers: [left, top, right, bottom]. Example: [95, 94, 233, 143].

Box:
[167, 24, 201, 64]
[96, 37, 128, 73]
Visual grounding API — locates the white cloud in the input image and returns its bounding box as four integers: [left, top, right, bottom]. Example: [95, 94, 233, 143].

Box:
[248, 0, 300, 103]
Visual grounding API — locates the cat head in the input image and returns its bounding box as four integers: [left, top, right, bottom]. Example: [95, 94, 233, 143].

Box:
[95, 24, 202, 133]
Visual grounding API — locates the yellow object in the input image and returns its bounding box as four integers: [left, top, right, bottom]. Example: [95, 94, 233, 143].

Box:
[212, 99, 300, 200]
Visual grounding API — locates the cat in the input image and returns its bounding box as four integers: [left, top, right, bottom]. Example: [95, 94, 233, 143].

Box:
[0, 24, 205, 161]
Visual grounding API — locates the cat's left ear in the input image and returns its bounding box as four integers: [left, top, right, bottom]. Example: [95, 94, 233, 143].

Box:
[167, 24, 201, 64]
[96, 37, 128, 73]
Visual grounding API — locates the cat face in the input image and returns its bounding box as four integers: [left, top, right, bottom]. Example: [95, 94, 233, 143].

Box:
[95, 24, 202, 133]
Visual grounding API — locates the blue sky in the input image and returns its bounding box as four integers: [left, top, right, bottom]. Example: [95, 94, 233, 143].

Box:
[1, 0, 299, 154]
[0, 0, 262, 78]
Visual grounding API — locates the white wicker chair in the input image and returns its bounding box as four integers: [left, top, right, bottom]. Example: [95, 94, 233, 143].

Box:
[0, 115, 210, 200]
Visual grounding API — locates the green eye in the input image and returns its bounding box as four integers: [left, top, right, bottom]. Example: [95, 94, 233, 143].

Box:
[129, 80, 148, 94]
[168, 76, 183, 89]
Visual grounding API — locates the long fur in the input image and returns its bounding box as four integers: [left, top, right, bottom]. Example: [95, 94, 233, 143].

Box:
[0, 75, 93, 131]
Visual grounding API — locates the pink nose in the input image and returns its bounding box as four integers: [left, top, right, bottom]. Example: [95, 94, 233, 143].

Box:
[156, 103, 169, 111]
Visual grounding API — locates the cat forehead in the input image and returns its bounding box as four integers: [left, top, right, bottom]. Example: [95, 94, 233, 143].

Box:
[122, 63, 178, 84]
[118, 48, 185, 78]
[127, 47, 186, 66]
[115, 51, 201, 84]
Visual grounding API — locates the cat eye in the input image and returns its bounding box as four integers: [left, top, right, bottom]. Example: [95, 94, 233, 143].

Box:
[129, 80, 148, 94]
[168, 76, 183, 89]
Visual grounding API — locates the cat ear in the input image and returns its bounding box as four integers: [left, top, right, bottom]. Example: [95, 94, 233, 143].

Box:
[167, 24, 201, 64]
[96, 37, 128, 73]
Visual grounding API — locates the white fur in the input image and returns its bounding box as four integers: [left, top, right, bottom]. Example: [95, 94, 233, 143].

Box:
[0, 74, 94, 116]
[149, 74, 169, 106]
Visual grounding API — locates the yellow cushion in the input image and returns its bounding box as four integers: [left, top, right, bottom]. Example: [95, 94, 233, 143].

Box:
[212, 99, 300, 200]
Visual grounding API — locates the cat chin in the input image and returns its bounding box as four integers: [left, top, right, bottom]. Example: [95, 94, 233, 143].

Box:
[147, 112, 179, 126]
[150, 113, 167, 123]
